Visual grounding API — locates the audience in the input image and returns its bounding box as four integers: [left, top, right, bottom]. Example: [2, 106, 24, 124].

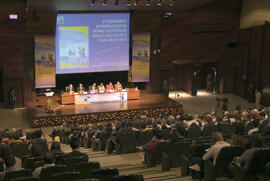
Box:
[0, 105, 269, 180]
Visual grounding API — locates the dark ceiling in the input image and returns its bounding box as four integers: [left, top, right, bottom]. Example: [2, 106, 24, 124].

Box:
[1, 0, 214, 11]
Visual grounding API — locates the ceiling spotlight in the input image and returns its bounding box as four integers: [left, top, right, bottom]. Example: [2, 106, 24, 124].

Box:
[169, 0, 175, 6]
[103, 0, 107, 5]
[147, 0, 152, 6]
[115, 0, 119, 5]
[127, 0, 131, 6]
[90, 0, 95, 5]
[157, 0, 162, 6]
[134, 0, 140, 6]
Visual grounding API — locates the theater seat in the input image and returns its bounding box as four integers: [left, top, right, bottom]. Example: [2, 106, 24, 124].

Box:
[112, 174, 144, 181]
[39, 165, 67, 181]
[187, 126, 201, 139]
[75, 162, 101, 179]
[4, 169, 32, 181]
[233, 149, 270, 181]
[9, 142, 30, 159]
[118, 132, 137, 153]
[204, 146, 244, 181]
[11, 176, 39, 181]
[63, 157, 87, 171]
[23, 156, 45, 171]
[51, 171, 80, 181]
[90, 168, 119, 181]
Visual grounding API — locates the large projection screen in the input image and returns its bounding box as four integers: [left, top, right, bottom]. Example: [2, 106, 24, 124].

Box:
[55, 13, 130, 74]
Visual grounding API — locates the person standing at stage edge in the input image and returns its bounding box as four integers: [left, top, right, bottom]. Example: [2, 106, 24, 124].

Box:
[219, 78, 224, 96]
[9, 88, 16, 109]
[207, 73, 213, 93]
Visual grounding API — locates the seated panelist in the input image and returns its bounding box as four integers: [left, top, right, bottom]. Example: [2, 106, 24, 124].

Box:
[98, 83, 105, 92]
[66, 84, 74, 94]
[115, 81, 122, 91]
[77, 83, 85, 94]
[89, 83, 98, 92]
[106, 82, 114, 91]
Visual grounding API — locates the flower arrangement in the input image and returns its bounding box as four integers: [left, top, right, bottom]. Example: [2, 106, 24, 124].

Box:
[32, 107, 183, 128]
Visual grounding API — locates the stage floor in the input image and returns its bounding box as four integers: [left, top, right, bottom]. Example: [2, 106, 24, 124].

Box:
[28, 91, 180, 119]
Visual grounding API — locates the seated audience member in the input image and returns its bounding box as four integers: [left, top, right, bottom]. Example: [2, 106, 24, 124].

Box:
[77, 83, 85, 94]
[239, 133, 264, 169]
[89, 83, 98, 92]
[248, 119, 259, 135]
[106, 82, 114, 91]
[65, 137, 89, 162]
[32, 152, 55, 178]
[143, 129, 165, 152]
[50, 127, 60, 142]
[50, 136, 63, 155]
[203, 132, 231, 165]
[98, 83, 105, 92]
[66, 84, 74, 94]
[115, 81, 122, 91]
[0, 145, 17, 180]
[169, 123, 185, 143]
[29, 130, 48, 156]
[187, 115, 200, 128]
[262, 122, 270, 147]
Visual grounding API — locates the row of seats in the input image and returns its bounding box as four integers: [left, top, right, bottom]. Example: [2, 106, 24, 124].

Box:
[4, 169, 143, 181]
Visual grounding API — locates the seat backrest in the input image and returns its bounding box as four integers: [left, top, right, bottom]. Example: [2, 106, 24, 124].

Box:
[217, 123, 233, 135]
[64, 157, 87, 171]
[91, 168, 119, 181]
[159, 129, 171, 140]
[9, 142, 30, 158]
[215, 146, 244, 177]
[187, 126, 201, 139]
[11, 176, 39, 181]
[4, 169, 32, 181]
[0, 159, 4, 172]
[40, 165, 67, 181]
[191, 143, 211, 157]
[75, 162, 101, 179]
[138, 131, 153, 146]
[112, 174, 144, 181]
[23, 156, 45, 171]
[51, 171, 80, 181]
[247, 149, 270, 174]
[31, 140, 49, 156]
[118, 132, 137, 153]
[202, 125, 217, 137]
[101, 132, 111, 141]
[54, 153, 66, 165]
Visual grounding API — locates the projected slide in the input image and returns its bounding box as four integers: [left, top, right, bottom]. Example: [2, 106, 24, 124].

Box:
[59, 27, 89, 69]
[55, 13, 130, 74]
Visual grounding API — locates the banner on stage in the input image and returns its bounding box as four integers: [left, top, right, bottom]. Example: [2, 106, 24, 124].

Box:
[75, 92, 127, 104]
[34, 36, 56, 88]
[131, 33, 150, 82]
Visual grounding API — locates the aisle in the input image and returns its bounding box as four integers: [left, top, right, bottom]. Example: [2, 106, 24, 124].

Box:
[170, 90, 256, 115]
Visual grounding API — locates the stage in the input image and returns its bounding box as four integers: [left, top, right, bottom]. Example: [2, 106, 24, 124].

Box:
[28, 91, 182, 128]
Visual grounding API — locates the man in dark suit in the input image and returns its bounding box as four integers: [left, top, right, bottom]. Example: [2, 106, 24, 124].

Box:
[9, 88, 16, 109]
[65, 137, 89, 162]
[77, 83, 85, 94]
[89, 83, 98, 92]
[66, 84, 74, 93]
